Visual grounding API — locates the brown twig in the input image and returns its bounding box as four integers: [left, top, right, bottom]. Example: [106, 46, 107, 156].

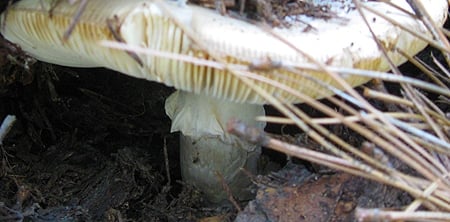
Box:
[406, 0, 450, 67]
[63, 0, 88, 41]
[106, 16, 144, 67]
[356, 208, 450, 222]
[215, 172, 242, 211]
[163, 136, 171, 189]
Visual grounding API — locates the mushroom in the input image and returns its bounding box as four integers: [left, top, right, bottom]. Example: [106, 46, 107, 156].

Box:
[1, 0, 447, 203]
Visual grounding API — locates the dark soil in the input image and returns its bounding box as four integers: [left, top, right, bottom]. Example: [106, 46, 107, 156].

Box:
[0, 59, 226, 221]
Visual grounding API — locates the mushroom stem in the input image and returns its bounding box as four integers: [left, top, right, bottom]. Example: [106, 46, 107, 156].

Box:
[165, 91, 266, 203]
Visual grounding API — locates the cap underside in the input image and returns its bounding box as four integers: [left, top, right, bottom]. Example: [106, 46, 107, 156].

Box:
[1, 0, 448, 104]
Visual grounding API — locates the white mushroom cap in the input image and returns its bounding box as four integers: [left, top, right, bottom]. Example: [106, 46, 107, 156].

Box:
[2, 0, 447, 104]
